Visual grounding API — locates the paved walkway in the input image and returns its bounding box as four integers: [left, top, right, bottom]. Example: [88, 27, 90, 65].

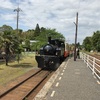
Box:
[44, 58, 100, 100]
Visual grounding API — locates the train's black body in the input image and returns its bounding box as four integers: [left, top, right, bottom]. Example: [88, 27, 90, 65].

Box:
[35, 37, 66, 70]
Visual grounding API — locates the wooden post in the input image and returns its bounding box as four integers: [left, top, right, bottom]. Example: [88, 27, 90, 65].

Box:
[74, 12, 78, 61]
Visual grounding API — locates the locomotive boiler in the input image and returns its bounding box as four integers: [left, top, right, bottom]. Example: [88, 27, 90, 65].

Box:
[35, 37, 67, 70]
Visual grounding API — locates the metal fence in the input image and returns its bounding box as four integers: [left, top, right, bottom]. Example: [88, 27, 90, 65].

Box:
[80, 52, 100, 80]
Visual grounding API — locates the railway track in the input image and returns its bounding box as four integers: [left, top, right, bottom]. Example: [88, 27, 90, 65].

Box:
[0, 69, 53, 100]
[89, 53, 100, 60]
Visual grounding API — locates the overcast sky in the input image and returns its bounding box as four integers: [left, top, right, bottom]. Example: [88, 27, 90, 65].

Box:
[0, 0, 100, 44]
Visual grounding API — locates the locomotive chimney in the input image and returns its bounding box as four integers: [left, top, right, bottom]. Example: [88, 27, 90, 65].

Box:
[48, 37, 51, 44]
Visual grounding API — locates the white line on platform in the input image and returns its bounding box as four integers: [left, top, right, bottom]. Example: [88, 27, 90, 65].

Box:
[61, 73, 64, 75]
[97, 80, 100, 84]
[51, 91, 55, 97]
[64, 67, 66, 69]
[55, 82, 59, 87]
[63, 70, 65, 72]
[59, 77, 62, 80]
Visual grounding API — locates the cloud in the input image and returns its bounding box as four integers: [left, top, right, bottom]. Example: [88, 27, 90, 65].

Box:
[0, 0, 100, 44]
[0, 0, 16, 9]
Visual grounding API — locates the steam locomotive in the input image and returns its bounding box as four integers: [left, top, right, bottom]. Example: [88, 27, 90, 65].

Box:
[35, 37, 69, 70]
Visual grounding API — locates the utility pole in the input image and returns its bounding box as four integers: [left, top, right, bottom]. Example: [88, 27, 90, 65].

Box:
[74, 12, 78, 61]
[14, 7, 22, 35]
[14, 6, 22, 63]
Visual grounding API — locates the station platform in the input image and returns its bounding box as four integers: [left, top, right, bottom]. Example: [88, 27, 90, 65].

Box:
[35, 57, 100, 100]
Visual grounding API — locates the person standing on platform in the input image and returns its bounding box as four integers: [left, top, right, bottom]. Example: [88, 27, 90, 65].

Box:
[77, 48, 80, 59]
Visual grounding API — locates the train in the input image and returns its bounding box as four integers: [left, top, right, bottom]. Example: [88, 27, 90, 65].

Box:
[35, 37, 70, 70]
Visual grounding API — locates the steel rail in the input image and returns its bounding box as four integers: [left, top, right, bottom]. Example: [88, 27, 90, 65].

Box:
[0, 69, 42, 98]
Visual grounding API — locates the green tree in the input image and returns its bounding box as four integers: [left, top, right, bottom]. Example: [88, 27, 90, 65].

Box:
[92, 31, 100, 52]
[83, 37, 92, 51]
[34, 23, 40, 37]
[0, 24, 13, 31]
[0, 25, 13, 65]
[34, 28, 65, 50]
[2, 30, 14, 65]
[25, 39, 30, 51]
[0, 25, 23, 65]
[76, 42, 80, 48]
[35, 28, 64, 42]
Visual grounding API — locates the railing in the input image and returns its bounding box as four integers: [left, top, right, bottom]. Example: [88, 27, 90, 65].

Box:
[80, 52, 100, 80]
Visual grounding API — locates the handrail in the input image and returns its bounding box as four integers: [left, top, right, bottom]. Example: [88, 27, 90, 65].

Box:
[80, 52, 100, 80]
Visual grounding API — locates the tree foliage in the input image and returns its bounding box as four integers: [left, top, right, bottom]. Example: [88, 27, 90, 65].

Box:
[0, 25, 23, 65]
[34, 23, 40, 37]
[83, 37, 92, 52]
[33, 28, 65, 50]
[22, 25, 65, 51]
[92, 31, 100, 52]
[82, 31, 100, 52]
[0, 24, 65, 65]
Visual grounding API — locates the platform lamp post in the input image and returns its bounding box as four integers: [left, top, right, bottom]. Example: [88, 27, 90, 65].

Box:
[74, 12, 78, 61]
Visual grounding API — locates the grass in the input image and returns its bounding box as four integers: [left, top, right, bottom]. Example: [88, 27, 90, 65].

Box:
[0, 52, 37, 86]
